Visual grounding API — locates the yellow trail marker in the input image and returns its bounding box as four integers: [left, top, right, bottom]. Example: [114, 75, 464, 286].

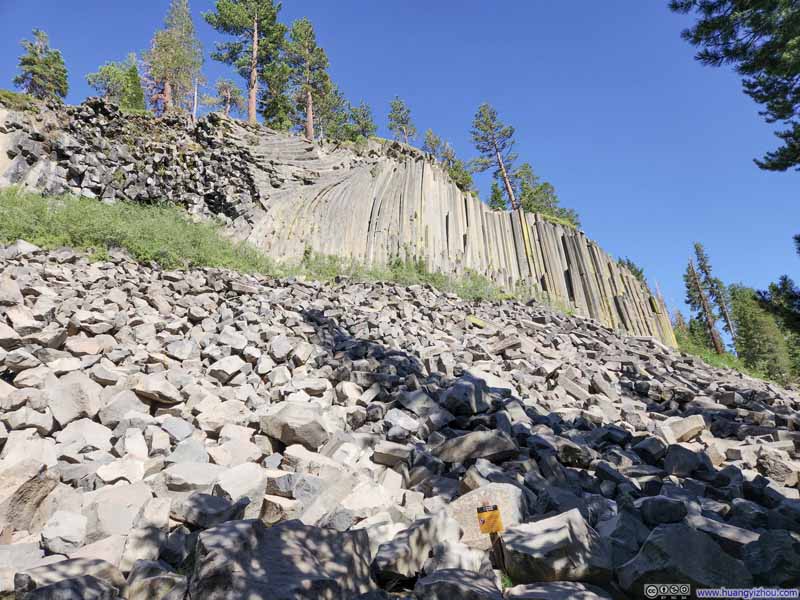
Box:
[477, 504, 503, 534]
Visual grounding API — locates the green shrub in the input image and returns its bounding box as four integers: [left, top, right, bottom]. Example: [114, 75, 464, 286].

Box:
[674, 326, 768, 380]
[0, 89, 40, 112]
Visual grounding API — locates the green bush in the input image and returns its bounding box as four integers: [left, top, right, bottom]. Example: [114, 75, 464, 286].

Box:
[674, 326, 768, 380]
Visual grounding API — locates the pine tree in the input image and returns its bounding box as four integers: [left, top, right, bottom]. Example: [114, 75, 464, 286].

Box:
[470, 103, 519, 209]
[13, 29, 68, 101]
[422, 129, 442, 156]
[285, 18, 329, 140]
[313, 79, 348, 140]
[618, 257, 646, 283]
[730, 285, 792, 382]
[204, 0, 285, 125]
[693, 242, 735, 338]
[259, 60, 293, 130]
[488, 181, 507, 211]
[795, 234, 800, 256]
[87, 54, 145, 111]
[514, 162, 579, 227]
[348, 101, 376, 139]
[758, 275, 800, 380]
[684, 259, 725, 354]
[202, 78, 245, 116]
[439, 143, 474, 193]
[123, 56, 146, 112]
[144, 0, 203, 114]
[669, 1, 800, 171]
[388, 97, 416, 144]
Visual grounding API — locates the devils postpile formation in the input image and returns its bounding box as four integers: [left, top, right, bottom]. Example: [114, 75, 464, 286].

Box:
[0, 97, 675, 347]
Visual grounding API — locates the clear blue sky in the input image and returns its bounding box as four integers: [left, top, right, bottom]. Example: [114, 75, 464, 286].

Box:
[0, 1, 796, 315]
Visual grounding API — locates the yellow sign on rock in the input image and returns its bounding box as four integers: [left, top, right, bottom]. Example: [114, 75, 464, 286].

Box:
[477, 504, 503, 534]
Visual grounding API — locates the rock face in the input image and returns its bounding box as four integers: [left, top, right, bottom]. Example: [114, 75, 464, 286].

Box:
[0, 243, 799, 598]
[0, 97, 675, 345]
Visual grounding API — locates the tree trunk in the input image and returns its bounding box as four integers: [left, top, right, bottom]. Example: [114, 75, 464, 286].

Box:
[718, 296, 736, 339]
[224, 92, 231, 116]
[305, 88, 314, 140]
[192, 79, 198, 123]
[248, 15, 259, 125]
[163, 80, 173, 113]
[689, 261, 725, 354]
[495, 148, 518, 210]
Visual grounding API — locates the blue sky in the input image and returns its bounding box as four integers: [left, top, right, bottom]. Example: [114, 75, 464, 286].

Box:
[0, 1, 796, 314]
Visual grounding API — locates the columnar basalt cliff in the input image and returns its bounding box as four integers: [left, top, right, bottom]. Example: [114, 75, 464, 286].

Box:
[0, 98, 675, 346]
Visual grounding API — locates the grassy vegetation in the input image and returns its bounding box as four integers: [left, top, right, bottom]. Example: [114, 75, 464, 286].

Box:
[0, 187, 276, 273]
[675, 327, 768, 380]
[0, 89, 40, 113]
[0, 186, 511, 303]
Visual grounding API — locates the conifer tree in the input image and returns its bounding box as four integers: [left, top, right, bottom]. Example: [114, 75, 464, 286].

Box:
[87, 54, 145, 111]
[471, 103, 518, 209]
[348, 101, 376, 139]
[618, 257, 646, 283]
[439, 143, 473, 193]
[488, 181, 507, 211]
[684, 259, 725, 354]
[204, 0, 285, 125]
[313, 79, 347, 140]
[514, 162, 579, 227]
[795, 234, 800, 256]
[422, 129, 442, 156]
[693, 242, 736, 338]
[388, 97, 416, 144]
[670, 0, 800, 171]
[13, 29, 68, 101]
[144, 0, 203, 114]
[202, 78, 245, 116]
[259, 60, 293, 130]
[285, 18, 329, 140]
[730, 285, 792, 382]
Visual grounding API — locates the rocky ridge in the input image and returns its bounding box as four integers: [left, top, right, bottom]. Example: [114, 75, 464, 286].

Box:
[0, 97, 675, 346]
[0, 241, 798, 599]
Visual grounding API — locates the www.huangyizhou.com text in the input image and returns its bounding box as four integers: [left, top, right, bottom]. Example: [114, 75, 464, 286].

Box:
[695, 588, 799, 599]
[644, 585, 800, 600]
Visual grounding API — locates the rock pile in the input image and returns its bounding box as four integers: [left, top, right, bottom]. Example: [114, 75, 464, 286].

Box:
[0, 241, 798, 599]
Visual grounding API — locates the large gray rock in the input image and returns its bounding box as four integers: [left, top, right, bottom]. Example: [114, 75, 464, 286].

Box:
[188, 519, 374, 599]
[743, 530, 800, 586]
[41, 510, 88, 554]
[413, 569, 502, 600]
[617, 524, 753, 594]
[433, 430, 517, 463]
[46, 371, 104, 427]
[446, 483, 526, 550]
[372, 511, 461, 586]
[260, 402, 330, 451]
[502, 509, 612, 585]
[505, 582, 613, 599]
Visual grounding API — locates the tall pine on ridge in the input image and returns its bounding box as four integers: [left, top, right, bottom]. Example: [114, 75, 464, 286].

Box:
[387, 97, 416, 144]
[204, 0, 285, 124]
[285, 18, 329, 140]
[144, 0, 203, 114]
[13, 29, 68, 101]
[470, 103, 519, 210]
